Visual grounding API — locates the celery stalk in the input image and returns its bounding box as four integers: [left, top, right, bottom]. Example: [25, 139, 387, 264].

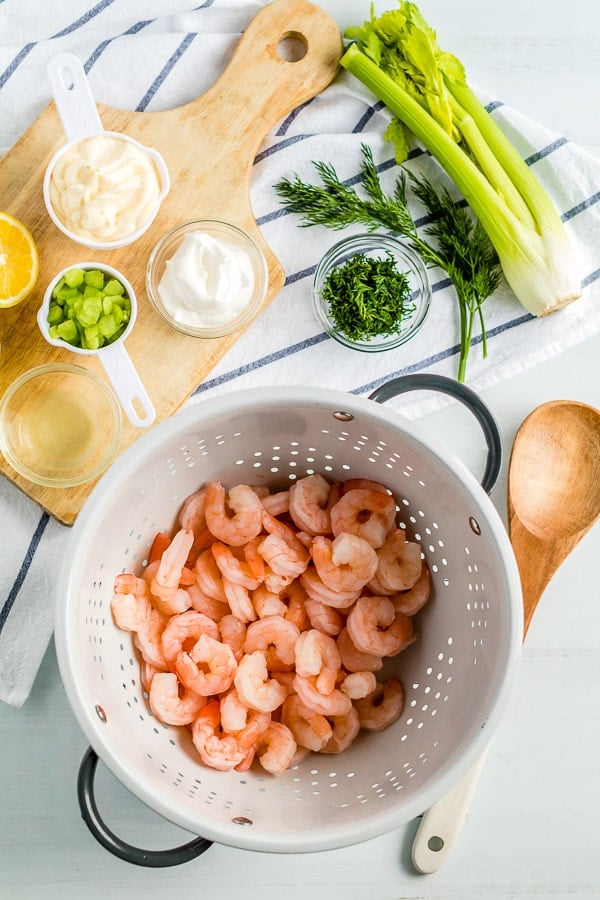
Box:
[340, 3, 583, 317]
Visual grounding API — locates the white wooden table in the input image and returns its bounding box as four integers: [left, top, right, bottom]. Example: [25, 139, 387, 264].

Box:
[2, 1, 599, 897]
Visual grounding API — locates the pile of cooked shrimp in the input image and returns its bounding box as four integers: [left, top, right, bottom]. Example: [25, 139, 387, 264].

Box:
[110, 474, 430, 775]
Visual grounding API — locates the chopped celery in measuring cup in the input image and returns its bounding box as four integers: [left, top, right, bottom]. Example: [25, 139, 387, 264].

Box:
[48, 267, 131, 349]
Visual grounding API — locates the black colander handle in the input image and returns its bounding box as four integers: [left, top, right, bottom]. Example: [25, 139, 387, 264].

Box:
[368, 374, 502, 495]
[77, 746, 213, 867]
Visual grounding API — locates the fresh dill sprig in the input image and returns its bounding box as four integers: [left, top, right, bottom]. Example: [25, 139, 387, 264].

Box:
[274, 144, 502, 381]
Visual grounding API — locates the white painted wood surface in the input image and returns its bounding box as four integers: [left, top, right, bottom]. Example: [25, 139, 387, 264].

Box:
[1, 1, 599, 897]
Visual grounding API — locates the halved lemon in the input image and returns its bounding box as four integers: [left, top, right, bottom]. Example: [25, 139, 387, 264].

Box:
[0, 211, 39, 308]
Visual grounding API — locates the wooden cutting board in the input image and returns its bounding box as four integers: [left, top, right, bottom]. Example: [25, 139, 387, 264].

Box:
[0, 0, 343, 525]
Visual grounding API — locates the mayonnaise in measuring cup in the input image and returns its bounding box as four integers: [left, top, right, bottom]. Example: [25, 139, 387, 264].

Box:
[157, 230, 256, 329]
[48, 134, 162, 243]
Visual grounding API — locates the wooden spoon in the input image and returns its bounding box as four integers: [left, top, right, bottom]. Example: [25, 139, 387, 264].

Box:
[412, 399, 600, 874]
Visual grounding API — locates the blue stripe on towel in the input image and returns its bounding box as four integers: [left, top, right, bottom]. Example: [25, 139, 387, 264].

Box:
[0, 514, 50, 635]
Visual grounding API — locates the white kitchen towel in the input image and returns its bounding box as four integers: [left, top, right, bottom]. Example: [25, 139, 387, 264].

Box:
[1, 0, 600, 705]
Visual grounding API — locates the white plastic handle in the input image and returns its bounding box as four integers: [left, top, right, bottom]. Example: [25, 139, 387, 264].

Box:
[47, 52, 103, 142]
[97, 342, 156, 429]
[411, 747, 490, 874]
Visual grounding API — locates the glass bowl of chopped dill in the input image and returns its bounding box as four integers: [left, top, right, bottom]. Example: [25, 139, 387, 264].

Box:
[312, 233, 431, 352]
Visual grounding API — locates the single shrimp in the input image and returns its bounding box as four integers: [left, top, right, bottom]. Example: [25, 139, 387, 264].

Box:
[261, 490, 290, 517]
[150, 528, 194, 615]
[204, 482, 263, 547]
[283, 582, 311, 631]
[292, 674, 352, 717]
[339, 670, 377, 700]
[110, 576, 151, 632]
[336, 627, 383, 674]
[140, 660, 164, 693]
[392, 563, 431, 616]
[219, 614, 247, 662]
[374, 529, 423, 592]
[294, 629, 341, 696]
[242, 537, 266, 582]
[311, 533, 378, 592]
[280, 694, 333, 752]
[259, 512, 310, 578]
[222, 577, 256, 624]
[354, 678, 405, 732]
[304, 597, 345, 637]
[141, 559, 160, 588]
[263, 567, 295, 595]
[134, 607, 168, 669]
[148, 671, 206, 726]
[330, 489, 396, 548]
[321, 706, 360, 754]
[288, 473, 332, 536]
[253, 584, 287, 619]
[175, 633, 237, 696]
[178, 486, 207, 537]
[300, 566, 361, 609]
[220, 686, 251, 733]
[211, 541, 263, 590]
[234, 650, 288, 713]
[191, 700, 246, 771]
[256, 721, 297, 775]
[187, 582, 229, 622]
[194, 548, 228, 603]
[244, 615, 300, 672]
[160, 610, 219, 667]
[346, 596, 415, 658]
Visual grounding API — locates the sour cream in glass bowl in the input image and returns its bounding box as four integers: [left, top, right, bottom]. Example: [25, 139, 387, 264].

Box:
[146, 220, 268, 338]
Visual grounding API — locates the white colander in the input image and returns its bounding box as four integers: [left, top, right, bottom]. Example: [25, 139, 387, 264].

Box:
[54, 376, 522, 866]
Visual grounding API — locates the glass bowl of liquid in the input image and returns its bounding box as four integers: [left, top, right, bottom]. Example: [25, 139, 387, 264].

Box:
[0, 363, 123, 487]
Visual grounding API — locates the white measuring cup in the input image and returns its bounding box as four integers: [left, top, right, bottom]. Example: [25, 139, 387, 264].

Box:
[37, 263, 156, 429]
[43, 52, 169, 250]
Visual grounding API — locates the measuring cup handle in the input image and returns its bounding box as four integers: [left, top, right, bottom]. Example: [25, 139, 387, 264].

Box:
[47, 52, 103, 142]
[77, 747, 212, 867]
[368, 374, 502, 495]
[98, 342, 156, 429]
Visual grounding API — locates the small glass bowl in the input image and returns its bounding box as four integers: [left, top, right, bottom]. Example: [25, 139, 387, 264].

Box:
[146, 219, 269, 339]
[312, 233, 431, 352]
[0, 363, 123, 487]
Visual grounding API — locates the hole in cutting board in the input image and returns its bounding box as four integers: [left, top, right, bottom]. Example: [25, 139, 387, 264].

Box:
[276, 32, 308, 62]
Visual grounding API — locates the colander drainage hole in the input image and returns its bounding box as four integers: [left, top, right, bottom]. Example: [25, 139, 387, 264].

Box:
[428, 835, 444, 852]
[232, 817, 253, 827]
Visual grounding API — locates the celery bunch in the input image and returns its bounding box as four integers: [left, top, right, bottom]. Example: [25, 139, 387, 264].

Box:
[341, 2, 583, 317]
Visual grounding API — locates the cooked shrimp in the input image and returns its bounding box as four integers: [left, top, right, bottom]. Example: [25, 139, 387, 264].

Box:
[148, 671, 205, 726]
[270, 670, 296, 698]
[288, 474, 331, 535]
[204, 482, 263, 547]
[330, 489, 396, 548]
[264, 567, 295, 595]
[211, 542, 263, 590]
[141, 559, 160, 588]
[392, 563, 431, 616]
[194, 548, 228, 602]
[150, 528, 194, 615]
[261, 490, 290, 517]
[234, 650, 287, 713]
[300, 566, 361, 609]
[140, 660, 163, 693]
[160, 610, 219, 667]
[342, 478, 391, 494]
[110, 576, 151, 632]
[283, 582, 311, 631]
[175, 633, 237, 696]
[295, 629, 341, 695]
[220, 686, 250, 733]
[222, 577, 256, 624]
[134, 607, 168, 669]
[187, 582, 229, 622]
[259, 513, 310, 578]
[347, 596, 415, 657]
[292, 674, 352, 717]
[311, 533, 378, 592]
[256, 722, 297, 775]
[354, 678, 405, 732]
[321, 706, 360, 754]
[304, 597, 345, 637]
[242, 536, 266, 582]
[191, 700, 246, 771]
[281, 694, 333, 752]
[219, 614, 247, 662]
[339, 670, 377, 700]
[336, 627, 383, 673]
[244, 615, 300, 672]
[178, 486, 207, 537]
[374, 529, 423, 592]
[253, 584, 287, 619]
